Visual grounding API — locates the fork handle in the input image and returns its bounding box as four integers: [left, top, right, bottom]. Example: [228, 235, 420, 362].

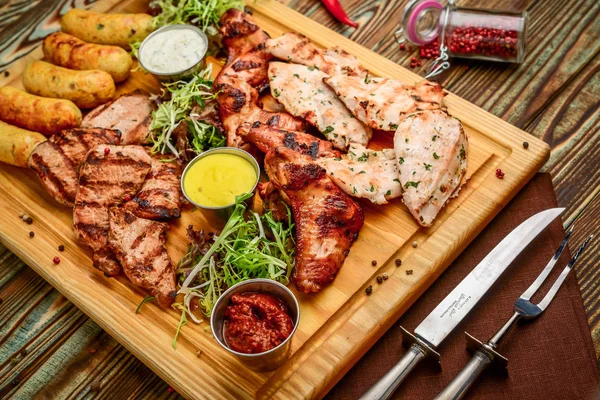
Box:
[435, 349, 493, 400]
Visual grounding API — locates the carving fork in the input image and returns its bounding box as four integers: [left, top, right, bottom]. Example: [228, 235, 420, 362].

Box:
[436, 228, 594, 400]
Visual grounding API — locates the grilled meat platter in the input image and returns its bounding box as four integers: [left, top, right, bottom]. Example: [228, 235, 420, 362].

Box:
[0, 7, 467, 308]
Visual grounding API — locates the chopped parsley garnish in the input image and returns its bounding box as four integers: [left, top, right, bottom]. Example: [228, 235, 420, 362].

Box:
[404, 181, 420, 189]
[393, 178, 401, 183]
[359, 170, 366, 174]
[357, 154, 369, 162]
[385, 190, 392, 196]
[424, 163, 432, 171]
[398, 157, 404, 164]
[433, 152, 440, 159]
[323, 126, 334, 134]
[273, 88, 281, 97]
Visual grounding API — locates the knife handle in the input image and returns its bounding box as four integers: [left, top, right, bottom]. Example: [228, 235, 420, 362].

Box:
[359, 343, 427, 400]
[359, 328, 440, 400]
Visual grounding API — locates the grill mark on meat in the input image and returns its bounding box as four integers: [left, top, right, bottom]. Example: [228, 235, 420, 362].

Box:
[50, 140, 78, 171]
[232, 60, 259, 71]
[30, 153, 74, 204]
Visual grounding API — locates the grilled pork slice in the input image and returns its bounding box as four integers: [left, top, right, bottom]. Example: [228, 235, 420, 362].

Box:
[74, 145, 152, 276]
[108, 207, 176, 307]
[28, 128, 121, 207]
[317, 144, 402, 205]
[324, 75, 445, 131]
[265, 32, 367, 78]
[264, 147, 364, 293]
[81, 90, 154, 145]
[393, 110, 467, 227]
[268, 62, 371, 149]
[216, 76, 305, 147]
[238, 122, 340, 159]
[124, 154, 181, 220]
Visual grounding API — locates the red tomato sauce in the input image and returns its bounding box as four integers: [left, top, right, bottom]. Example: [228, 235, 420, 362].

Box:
[224, 292, 294, 354]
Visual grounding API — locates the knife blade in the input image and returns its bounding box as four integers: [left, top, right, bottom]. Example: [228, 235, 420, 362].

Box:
[359, 207, 564, 400]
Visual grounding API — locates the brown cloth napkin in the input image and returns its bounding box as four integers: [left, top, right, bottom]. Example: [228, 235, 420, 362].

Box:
[326, 173, 600, 400]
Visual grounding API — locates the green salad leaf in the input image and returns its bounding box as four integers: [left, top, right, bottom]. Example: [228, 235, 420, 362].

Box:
[177, 194, 296, 319]
[148, 65, 225, 157]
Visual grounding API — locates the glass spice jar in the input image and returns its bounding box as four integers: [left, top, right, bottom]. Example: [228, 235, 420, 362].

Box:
[398, 0, 528, 63]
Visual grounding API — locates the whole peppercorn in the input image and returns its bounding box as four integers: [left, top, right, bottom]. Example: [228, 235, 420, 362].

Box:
[383, 273, 389, 280]
[365, 285, 373, 295]
[395, 259, 402, 267]
[53, 256, 60, 264]
[29, 231, 34, 238]
[495, 168, 505, 179]
[104, 147, 111, 155]
[406, 269, 414, 275]
[523, 141, 529, 149]
[371, 260, 377, 266]
[58, 245, 65, 252]
[412, 241, 418, 248]
[376, 275, 383, 284]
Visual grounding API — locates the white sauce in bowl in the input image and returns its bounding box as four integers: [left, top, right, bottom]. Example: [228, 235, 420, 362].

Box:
[140, 27, 207, 74]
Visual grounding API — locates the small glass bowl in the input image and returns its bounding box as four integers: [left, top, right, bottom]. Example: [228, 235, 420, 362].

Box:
[210, 279, 300, 371]
[138, 24, 208, 81]
[180, 147, 260, 215]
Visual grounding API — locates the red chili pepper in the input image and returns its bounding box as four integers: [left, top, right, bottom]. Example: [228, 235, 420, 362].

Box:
[320, 0, 358, 29]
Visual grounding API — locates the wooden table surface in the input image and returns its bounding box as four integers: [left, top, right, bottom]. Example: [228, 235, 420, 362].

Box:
[0, 0, 598, 398]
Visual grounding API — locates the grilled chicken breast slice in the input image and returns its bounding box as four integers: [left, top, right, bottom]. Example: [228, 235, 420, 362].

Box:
[238, 122, 340, 159]
[264, 147, 364, 293]
[265, 32, 367, 77]
[268, 62, 371, 149]
[28, 128, 121, 207]
[108, 207, 176, 307]
[81, 90, 154, 145]
[324, 75, 445, 131]
[124, 154, 181, 220]
[393, 110, 467, 227]
[317, 144, 402, 205]
[73, 145, 152, 276]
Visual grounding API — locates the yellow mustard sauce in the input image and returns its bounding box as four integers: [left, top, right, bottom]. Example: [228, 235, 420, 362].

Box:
[183, 153, 257, 207]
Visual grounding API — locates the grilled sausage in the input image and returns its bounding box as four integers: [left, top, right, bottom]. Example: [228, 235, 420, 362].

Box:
[0, 87, 82, 136]
[43, 32, 133, 82]
[61, 9, 154, 48]
[0, 121, 46, 167]
[22, 61, 115, 108]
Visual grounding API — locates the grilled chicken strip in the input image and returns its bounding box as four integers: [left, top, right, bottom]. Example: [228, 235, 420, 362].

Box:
[324, 75, 445, 131]
[220, 8, 271, 64]
[108, 207, 176, 307]
[268, 62, 371, 149]
[216, 76, 305, 147]
[215, 10, 305, 147]
[81, 89, 154, 145]
[393, 110, 467, 227]
[124, 154, 181, 220]
[317, 144, 402, 205]
[264, 147, 364, 293]
[265, 32, 367, 78]
[28, 128, 121, 207]
[238, 122, 340, 159]
[74, 145, 152, 276]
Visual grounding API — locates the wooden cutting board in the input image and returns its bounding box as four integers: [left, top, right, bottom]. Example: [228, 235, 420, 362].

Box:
[0, 0, 550, 398]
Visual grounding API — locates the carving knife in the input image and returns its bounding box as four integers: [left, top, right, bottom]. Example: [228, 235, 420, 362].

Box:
[359, 207, 565, 400]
